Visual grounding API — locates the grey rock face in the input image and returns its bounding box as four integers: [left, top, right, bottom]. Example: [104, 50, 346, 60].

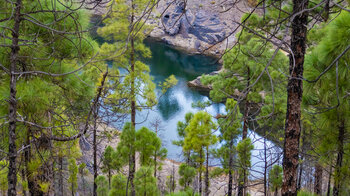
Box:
[189, 10, 226, 44]
[162, 2, 226, 45]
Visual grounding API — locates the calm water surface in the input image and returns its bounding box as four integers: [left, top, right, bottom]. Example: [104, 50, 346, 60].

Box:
[136, 39, 225, 161]
[137, 40, 281, 178]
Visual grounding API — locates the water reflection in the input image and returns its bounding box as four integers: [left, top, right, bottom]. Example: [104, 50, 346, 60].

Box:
[135, 39, 224, 160]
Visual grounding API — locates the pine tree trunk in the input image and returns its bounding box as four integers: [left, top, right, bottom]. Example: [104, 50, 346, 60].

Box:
[7, 0, 21, 195]
[59, 156, 64, 196]
[199, 149, 203, 195]
[228, 139, 234, 196]
[333, 119, 345, 196]
[239, 66, 250, 196]
[282, 0, 309, 195]
[129, 0, 136, 195]
[205, 146, 210, 196]
[264, 130, 267, 196]
[154, 150, 157, 177]
[108, 170, 111, 190]
[323, 0, 330, 21]
[25, 130, 45, 196]
[297, 128, 306, 191]
[93, 107, 98, 196]
[314, 163, 323, 195]
[327, 161, 332, 196]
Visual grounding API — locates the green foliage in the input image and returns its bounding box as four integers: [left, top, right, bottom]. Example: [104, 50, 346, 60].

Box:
[183, 111, 218, 154]
[303, 11, 350, 193]
[0, 161, 8, 192]
[209, 167, 225, 178]
[166, 175, 176, 193]
[201, 29, 288, 138]
[160, 75, 178, 94]
[102, 145, 115, 187]
[173, 112, 194, 148]
[268, 165, 283, 192]
[68, 158, 78, 194]
[96, 175, 109, 196]
[136, 127, 165, 166]
[134, 166, 159, 196]
[236, 138, 254, 183]
[98, 0, 157, 111]
[297, 190, 317, 196]
[109, 174, 128, 196]
[166, 189, 199, 196]
[178, 163, 196, 189]
[116, 122, 136, 166]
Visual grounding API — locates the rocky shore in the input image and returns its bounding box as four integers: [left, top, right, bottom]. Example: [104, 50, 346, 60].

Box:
[148, 0, 253, 56]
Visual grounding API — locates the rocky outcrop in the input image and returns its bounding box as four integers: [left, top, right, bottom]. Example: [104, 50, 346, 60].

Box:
[162, 1, 226, 45]
[187, 71, 221, 91]
[148, 0, 252, 56]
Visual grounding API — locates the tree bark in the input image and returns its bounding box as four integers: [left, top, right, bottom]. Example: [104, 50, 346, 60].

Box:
[25, 130, 45, 196]
[282, 0, 309, 195]
[264, 129, 267, 196]
[7, 0, 22, 195]
[314, 163, 323, 195]
[205, 146, 210, 196]
[333, 119, 345, 196]
[228, 139, 234, 196]
[238, 66, 250, 196]
[59, 156, 64, 196]
[93, 109, 98, 196]
[323, 0, 330, 21]
[327, 161, 332, 196]
[129, 0, 136, 195]
[199, 149, 203, 195]
[154, 150, 157, 177]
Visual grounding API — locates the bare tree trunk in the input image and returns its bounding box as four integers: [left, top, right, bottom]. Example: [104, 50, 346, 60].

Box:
[205, 146, 210, 196]
[323, 0, 330, 21]
[228, 139, 234, 196]
[93, 106, 98, 196]
[154, 150, 157, 177]
[199, 149, 203, 195]
[129, 1, 136, 195]
[327, 161, 332, 196]
[239, 67, 250, 196]
[264, 129, 268, 196]
[333, 119, 345, 196]
[314, 163, 323, 195]
[59, 156, 64, 196]
[297, 127, 306, 191]
[282, 0, 309, 195]
[7, 1, 22, 195]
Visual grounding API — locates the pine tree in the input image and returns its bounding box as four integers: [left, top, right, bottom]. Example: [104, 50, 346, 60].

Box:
[269, 165, 283, 196]
[109, 174, 128, 196]
[183, 111, 217, 196]
[102, 146, 115, 189]
[173, 112, 194, 165]
[134, 166, 158, 196]
[68, 158, 78, 196]
[96, 175, 109, 196]
[0, 1, 101, 195]
[178, 163, 196, 190]
[304, 11, 350, 195]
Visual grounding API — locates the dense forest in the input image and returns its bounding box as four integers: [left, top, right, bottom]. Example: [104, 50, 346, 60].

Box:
[0, 0, 349, 196]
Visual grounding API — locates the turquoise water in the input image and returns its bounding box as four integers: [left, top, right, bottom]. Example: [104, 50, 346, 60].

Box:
[136, 39, 225, 160]
[138, 40, 281, 177]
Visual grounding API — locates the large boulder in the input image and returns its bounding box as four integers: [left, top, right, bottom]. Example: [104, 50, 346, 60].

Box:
[162, 2, 226, 45]
[188, 10, 226, 44]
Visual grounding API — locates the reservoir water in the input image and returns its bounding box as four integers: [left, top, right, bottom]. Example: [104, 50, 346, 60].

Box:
[136, 39, 225, 160]
[138, 40, 281, 178]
